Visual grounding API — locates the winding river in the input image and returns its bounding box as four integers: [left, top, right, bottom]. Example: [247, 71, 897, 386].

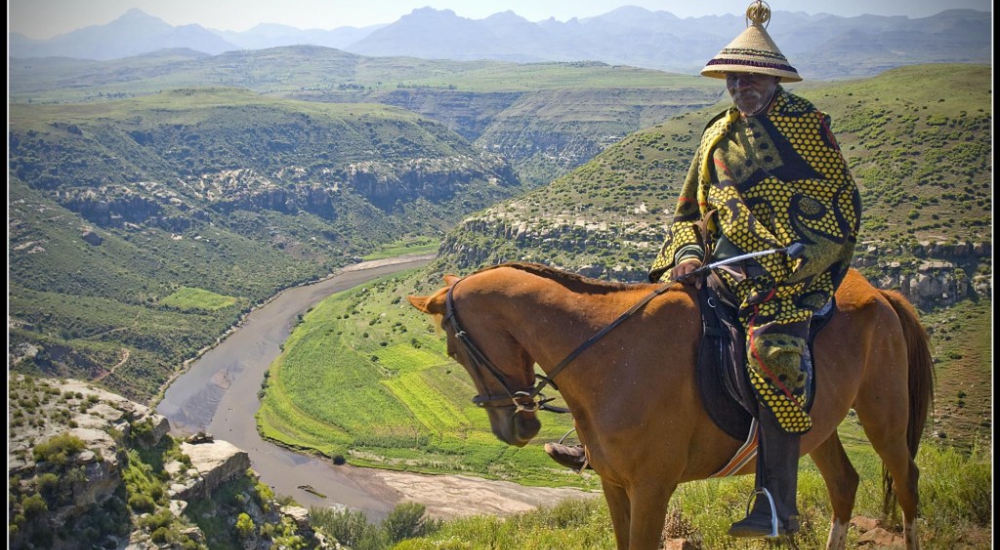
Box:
[156, 255, 434, 519]
[155, 254, 596, 522]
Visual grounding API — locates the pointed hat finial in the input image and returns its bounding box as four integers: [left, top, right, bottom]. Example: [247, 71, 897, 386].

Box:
[746, 1, 771, 28]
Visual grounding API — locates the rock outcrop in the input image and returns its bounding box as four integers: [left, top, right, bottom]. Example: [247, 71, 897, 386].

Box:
[7, 375, 330, 550]
[856, 240, 992, 309]
[169, 440, 251, 500]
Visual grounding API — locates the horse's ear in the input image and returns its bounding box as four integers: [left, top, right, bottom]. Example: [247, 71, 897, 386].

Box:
[407, 293, 445, 315]
[407, 295, 432, 313]
[443, 274, 461, 286]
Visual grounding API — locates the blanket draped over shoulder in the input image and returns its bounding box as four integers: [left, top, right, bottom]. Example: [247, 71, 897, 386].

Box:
[649, 87, 861, 433]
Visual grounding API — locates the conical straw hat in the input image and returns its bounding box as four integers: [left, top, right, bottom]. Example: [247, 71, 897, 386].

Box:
[701, 1, 801, 82]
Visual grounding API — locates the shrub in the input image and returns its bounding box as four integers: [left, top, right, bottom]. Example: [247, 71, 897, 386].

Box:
[383, 502, 439, 543]
[21, 493, 48, 519]
[310, 507, 384, 549]
[33, 432, 86, 466]
[128, 494, 157, 514]
[151, 527, 170, 543]
[138, 510, 174, 532]
[236, 513, 255, 539]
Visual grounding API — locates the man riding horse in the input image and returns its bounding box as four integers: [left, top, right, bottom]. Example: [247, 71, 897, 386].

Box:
[546, 0, 862, 538]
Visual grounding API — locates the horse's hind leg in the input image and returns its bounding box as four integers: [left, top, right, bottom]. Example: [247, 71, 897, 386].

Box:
[855, 386, 922, 550]
[809, 430, 859, 550]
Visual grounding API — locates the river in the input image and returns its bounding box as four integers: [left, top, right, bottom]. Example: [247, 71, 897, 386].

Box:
[156, 254, 596, 521]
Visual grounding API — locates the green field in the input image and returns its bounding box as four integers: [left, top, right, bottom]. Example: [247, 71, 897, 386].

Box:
[362, 237, 441, 261]
[256, 269, 594, 488]
[159, 287, 239, 311]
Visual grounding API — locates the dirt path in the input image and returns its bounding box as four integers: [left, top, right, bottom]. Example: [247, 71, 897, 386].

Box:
[94, 348, 129, 382]
[157, 254, 599, 521]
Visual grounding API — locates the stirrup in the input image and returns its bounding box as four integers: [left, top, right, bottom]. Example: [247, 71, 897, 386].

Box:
[743, 487, 780, 538]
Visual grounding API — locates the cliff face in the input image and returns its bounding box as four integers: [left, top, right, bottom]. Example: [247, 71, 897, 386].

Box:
[856, 241, 992, 309]
[7, 375, 330, 550]
[52, 150, 518, 230]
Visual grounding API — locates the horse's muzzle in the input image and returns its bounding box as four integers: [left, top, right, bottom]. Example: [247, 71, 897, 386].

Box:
[489, 409, 541, 446]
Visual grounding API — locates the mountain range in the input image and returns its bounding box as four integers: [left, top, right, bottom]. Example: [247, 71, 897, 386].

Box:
[9, 7, 992, 80]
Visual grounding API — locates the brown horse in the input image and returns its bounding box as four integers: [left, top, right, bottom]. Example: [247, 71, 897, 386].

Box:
[407, 263, 933, 550]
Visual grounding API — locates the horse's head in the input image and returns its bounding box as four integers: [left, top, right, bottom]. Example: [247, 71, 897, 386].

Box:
[407, 274, 542, 447]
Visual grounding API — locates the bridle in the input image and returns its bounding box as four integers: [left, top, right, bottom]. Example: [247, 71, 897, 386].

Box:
[444, 281, 565, 414]
[443, 275, 673, 415]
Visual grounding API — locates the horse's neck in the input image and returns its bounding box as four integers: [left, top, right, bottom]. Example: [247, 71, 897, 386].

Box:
[502, 277, 664, 397]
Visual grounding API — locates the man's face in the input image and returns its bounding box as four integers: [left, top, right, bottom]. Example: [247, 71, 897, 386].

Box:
[726, 73, 780, 116]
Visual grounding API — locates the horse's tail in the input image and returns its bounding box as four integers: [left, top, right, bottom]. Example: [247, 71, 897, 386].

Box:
[877, 289, 935, 516]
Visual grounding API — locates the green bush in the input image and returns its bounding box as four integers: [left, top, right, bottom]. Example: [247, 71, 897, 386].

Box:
[310, 507, 386, 549]
[236, 513, 255, 539]
[33, 432, 86, 466]
[151, 527, 170, 543]
[37, 472, 60, 497]
[21, 493, 48, 519]
[138, 509, 174, 532]
[128, 493, 157, 514]
[383, 502, 439, 543]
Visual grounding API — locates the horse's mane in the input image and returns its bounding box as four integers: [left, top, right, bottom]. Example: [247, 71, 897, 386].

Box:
[473, 262, 643, 295]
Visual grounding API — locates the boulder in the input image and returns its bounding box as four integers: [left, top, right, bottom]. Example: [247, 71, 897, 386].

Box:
[177, 440, 251, 500]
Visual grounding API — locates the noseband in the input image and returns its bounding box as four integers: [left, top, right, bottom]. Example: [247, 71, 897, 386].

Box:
[443, 275, 673, 414]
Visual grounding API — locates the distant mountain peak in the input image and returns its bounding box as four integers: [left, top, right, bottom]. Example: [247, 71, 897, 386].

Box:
[407, 7, 459, 18]
[116, 8, 162, 23]
[485, 10, 529, 22]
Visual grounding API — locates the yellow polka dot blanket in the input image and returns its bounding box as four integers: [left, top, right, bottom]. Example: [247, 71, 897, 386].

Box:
[649, 87, 861, 433]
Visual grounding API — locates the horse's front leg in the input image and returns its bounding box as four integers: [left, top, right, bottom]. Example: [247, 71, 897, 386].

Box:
[626, 482, 674, 550]
[602, 479, 632, 550]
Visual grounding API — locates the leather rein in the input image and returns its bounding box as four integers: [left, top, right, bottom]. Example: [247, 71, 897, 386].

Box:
[443, 276, 673, 415]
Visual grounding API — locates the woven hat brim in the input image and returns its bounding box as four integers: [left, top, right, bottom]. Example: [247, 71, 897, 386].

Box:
[701, 64, 802, 83]
[702, 23, 802, 83]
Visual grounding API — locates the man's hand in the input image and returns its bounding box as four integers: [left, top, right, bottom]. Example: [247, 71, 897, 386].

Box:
[671, 259, 704, 289]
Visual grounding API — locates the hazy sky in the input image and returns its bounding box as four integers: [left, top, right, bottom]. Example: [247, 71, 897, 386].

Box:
[9, 0, 993, 40]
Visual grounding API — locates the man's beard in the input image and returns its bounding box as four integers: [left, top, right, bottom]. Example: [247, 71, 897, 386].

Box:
[733, 89, 769, 115]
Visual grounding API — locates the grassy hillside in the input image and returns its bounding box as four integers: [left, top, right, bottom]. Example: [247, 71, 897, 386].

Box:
[8, 88, 525, 402]
[8, 53, 727, 404]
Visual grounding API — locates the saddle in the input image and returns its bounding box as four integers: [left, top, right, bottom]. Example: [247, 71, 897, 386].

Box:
[696, 272, 833, 441]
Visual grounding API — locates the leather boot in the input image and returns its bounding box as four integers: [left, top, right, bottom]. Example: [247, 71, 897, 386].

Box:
[728, 408, 802, 538]
[544, 442, 591, 470]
